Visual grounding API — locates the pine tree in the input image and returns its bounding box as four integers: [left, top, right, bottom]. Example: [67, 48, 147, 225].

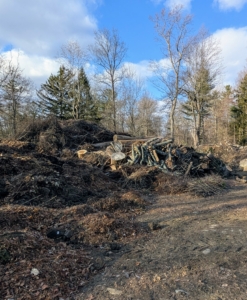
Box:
[71, 68, 100, 121]
[37, 66, 74, 119]
[230, 73, 247, 145]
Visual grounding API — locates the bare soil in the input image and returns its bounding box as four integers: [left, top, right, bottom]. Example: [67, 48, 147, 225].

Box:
[78, 181, 247, 300]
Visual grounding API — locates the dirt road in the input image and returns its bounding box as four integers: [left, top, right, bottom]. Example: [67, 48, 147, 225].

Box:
[78, 182, 247, 300]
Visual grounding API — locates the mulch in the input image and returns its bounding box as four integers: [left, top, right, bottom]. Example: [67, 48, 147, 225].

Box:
[0, 118, 232, 299]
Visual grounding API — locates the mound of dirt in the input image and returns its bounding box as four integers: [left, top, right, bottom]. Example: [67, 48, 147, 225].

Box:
[0, 152, 120, 208]
[0, 135, 151, 299]
[17, 117, 114, 155]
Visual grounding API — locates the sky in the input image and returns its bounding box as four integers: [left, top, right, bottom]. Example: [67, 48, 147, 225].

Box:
[0, 0, 247, 98]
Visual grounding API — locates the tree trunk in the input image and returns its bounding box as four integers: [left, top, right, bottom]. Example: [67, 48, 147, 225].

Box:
[170, 99, 177, 140]
[112, 79, 116, 132]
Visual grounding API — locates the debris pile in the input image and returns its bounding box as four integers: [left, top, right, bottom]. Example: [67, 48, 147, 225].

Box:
[17, 117, 114, 154]
[0, 153, 119, 208]
[100, 136, 231, 178]
[0, 119, 233, 299]
[198, 143, 247, 181]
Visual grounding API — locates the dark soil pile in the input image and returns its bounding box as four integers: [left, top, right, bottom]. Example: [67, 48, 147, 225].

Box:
[0, 133, 151, 299]
[0, 153, 118, 208]
[17, 117, 114, 154]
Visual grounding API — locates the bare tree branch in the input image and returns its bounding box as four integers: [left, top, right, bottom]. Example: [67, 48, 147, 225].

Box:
[89, 28, 127, 131]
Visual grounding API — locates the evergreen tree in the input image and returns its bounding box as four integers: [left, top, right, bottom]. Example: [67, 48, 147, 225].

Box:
[230, 73, 247, 145]
[183, 66, 215, 147]
[71, 68, 100, 121]
[96, 88, 117, 130]
[37, 66, 74, 119]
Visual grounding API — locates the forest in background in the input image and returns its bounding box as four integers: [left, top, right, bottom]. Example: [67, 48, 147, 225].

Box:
[0, 5, 246, 148]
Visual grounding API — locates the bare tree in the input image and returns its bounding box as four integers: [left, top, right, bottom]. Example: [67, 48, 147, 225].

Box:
[0, 53, 16, 86]
[58, 40, 87, 70]
[0, 63, 33, 138]
[89, 28, 127, 131]
[136, 93, 162, 137]
[0, 54, 6, 85]
[182, 34, 222, 147]
[151, 5, 198, 140]
[118, 69, 144, 134]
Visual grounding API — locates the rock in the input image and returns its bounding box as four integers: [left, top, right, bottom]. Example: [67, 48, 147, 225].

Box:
[31, 268, 39, 276]
[107, 288, 123, 295]
[240, 158, 247, 171]
[236, 177, 247, 183]
[202, 248, 211, 255]
[175, 289, 188, 295]
[47, 229, 65, 239]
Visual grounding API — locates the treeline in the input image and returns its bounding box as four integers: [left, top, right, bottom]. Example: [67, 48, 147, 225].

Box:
[0, 35, 162, 140]
[0, 6, 247, 146]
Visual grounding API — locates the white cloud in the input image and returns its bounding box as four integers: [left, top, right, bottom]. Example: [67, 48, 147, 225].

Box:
[214, 0, 247, 10]
[2, 50, 61, 88]
[150, 0, 192, 10]
[212, 27, 247, 85]
[122, 58, 171, 82]
[0, 0, 98, 57]
[165, 0, 192, 10]
[123, 60, 154, 80]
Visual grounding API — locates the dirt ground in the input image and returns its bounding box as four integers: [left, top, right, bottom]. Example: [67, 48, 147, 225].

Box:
[1, 120, 247, 299]
[78, 181, 247, 300]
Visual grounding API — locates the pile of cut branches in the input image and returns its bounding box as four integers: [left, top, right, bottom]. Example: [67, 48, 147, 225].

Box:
[111, 137, 231, 177]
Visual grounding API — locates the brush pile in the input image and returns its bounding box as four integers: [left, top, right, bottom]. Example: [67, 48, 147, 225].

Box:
[17, 117, 114, 154]
[105, 137, 232, 178]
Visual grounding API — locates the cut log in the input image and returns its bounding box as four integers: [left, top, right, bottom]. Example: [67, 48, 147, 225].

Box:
[152, 149, 159, 162]
[111, 141, 123, 152]
[92, 138, 159, 149]
[113, 134, 136, 141]
[110, 158, 117, 170]
[92, 141, 112, 148]
[77, 149, 87, 159]
[240, 158, 247, 171]
[111, 152, 126, 161]
[184, 161, 193, 177]
[105, 145, 115, 157]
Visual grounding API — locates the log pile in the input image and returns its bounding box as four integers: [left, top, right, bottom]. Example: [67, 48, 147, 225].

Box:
[94, 136, 231, 177]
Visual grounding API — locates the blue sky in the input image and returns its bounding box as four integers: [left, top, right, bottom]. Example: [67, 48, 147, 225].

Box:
[0, 0, 247, 97]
